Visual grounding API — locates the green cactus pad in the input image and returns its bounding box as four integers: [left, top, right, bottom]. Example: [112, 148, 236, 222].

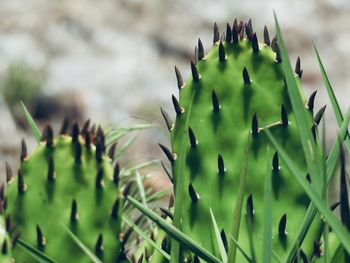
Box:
[162, 21, 323, 262]
[5, 120, 125, 262]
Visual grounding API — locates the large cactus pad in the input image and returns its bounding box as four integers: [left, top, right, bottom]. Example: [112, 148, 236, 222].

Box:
[5, 120, 125, 262]
[161, 20, 323, 262]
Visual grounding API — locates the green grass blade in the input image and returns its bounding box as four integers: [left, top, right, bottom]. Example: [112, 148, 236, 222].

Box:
[265, 129, 350, 254]
[121, 159, 160, 177]
[229, 235, 252, 263]
[127, 196, 222, 263]
[314, 46, 350, 152]
[284, 108, 350, 261]
[20, 101, 41, 143]
[228, 136, 251, 262]
[122, 215, 170, 260]
[262, 148, 272, 263]
[62, 224, 102, 263]
[115, 135, 138, 159]
[210, 209, 228, 263]
[16, 238, 57, 263]
[274, 13, 323, 189]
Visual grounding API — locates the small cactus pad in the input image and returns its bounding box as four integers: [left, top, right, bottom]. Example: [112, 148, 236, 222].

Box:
[164, 21, 322, 262]
[5, 121, 125, 262]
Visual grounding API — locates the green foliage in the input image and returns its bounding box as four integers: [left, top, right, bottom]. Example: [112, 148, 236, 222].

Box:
[1, 62, 45, 114]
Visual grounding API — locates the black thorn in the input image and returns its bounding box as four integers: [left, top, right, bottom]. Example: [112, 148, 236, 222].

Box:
[111, 199, 120, 219]
[36, 224, 45, 248]
[273, 152, 279, 172]
[313, 241, 322, 257]
[219, 41, 226, 62]
[218, 154, 225, 175]
[212, 90, 220, 112]
[220, 229, 228, 252]
[278, 213, 287, 237]
[233, 19, 238, 30]
[275, 49, 281, 63]
[74, 142, 82, 163]
[245, 21, 253, 40]
[169, 194, 174, 209]
[188, 127, 197, 148]
[18, 170, 26, 193]
[213, 23, 220, 43]
[85, 131, 91, 150]
[95, 234, 103, 255]
[330, 202, 340, 211]
[20, 138, 27, 162]
[95, 127, 105, 152]
[238, 21, 244, 36]
[314, 105, 327, 126]
[307, 90, 317, 113]
[71, 122, 80, 144]
[108, 142, 117, 160]
[47, 157, 55, 182]
[198, 39, 204, 61]
[188, 183, 199, 202]
[5, 216, 11, 232]
[175, 66, 184, 89]
[306, 173, 311, 183]
[45, 124, 54, 147]
[251, 33, 259, 52]
[60, 116, 70, 135]
[161, 161, 173, 183]
[226, 23, 232, 43]
[271, 36, 278, 52]
[160, 108, 174, 132]
[295, 57, 303, 78]
[2, 240, 8, 255]
[172, 95, 183, 116]
[5, 162, 13, 183]
[340, 147, 350, 230]
[70, 199, 78, 222]
[243, 67, 251, 85]
[95, 168, 104, 189]
[263, 26, 270, 45]
[251, 113, 259, 136]
[95, 142, 103, 163]
[123, 181, 133, 198]
[81, 119, 91, 137]
[246, 194, 254, 217]
[194, 256, 200, 263]
[161, 237, 168, 252]
[159, 143, 175, 163]
[160, 207, 173, 221]
[191, 60, 200, 81]
[232, 25, 238, 44]
[113, 162, 120, 186]
[281, 104, 288, 126]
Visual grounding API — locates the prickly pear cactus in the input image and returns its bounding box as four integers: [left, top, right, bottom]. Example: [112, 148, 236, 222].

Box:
[5, 119, 126, 262]
[160, 20, 324, 262]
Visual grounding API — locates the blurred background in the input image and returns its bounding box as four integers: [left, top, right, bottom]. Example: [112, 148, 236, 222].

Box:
[0, 0, 349, 186]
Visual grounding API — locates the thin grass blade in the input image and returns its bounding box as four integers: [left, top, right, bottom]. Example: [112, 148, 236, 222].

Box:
[127, 196, 222, 263]
[122, 215, 170, 260]
[210, 208, 228, 263]
[16, 238, 57, 263]
[20, 101, 41, 143]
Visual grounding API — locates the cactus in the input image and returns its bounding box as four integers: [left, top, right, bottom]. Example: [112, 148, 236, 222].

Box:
[4, 119, 127, 262]
[156, 20, 326, 262]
